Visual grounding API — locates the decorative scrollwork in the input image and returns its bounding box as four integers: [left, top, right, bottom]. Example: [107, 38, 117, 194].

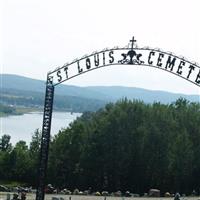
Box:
[118, 50, 144, 65]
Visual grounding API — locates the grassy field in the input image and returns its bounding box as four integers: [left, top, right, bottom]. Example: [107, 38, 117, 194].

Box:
[0, 193, 199, 200]
[0, 107, 41, 117]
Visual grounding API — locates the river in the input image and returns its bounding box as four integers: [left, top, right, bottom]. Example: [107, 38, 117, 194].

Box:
[0, 111, 81, 145]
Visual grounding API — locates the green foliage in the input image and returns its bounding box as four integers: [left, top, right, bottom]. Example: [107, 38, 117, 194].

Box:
[0, 104, 33, 116]
[0, 99, 200, 194]
[0, 130, 42, 185]
[0, 88, 107, 113]
[47, 98, 200, 194]
[0, 104, 17, 116]
[0, 134, 12, 152]
[1, 74, 199, 114]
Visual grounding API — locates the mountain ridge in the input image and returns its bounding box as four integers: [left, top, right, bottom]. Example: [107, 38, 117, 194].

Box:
[1, 74, 199, 107]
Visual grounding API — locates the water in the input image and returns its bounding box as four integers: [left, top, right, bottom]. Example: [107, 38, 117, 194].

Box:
[0, 112, 81, 145]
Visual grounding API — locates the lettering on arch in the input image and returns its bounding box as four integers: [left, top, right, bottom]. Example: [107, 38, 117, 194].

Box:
[48, 48, 200, 87]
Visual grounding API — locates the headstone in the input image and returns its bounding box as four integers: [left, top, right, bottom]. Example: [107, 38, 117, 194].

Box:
[164, 192, 171, 197]
[52, 197, 59, 200]
[174, 193, 180, 200]
[149, 189, 160, 197]
[95, 191, 101, 196]
[73, 189, 79, 195]
[102, 191, 109, 196]
[114, 191, 122, 197]
[125, 191, 131, 197]
[6, 193, 11, 200]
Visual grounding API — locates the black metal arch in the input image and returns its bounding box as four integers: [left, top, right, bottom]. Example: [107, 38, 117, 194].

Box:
[36, 37, 200, 200]
[48, 47, 200, 87]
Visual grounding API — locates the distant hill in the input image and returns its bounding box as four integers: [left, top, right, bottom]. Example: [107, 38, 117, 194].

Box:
[0, 74, 108, 112]
[1, 74, 110, 101]
[0, 74, 199, 112]
[86, 86, 199, 103]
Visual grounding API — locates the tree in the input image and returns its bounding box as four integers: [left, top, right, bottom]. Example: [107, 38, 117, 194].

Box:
[29, 129, 42, 185]
[10, 140, 31, 182]
[0, 134, 12, 152]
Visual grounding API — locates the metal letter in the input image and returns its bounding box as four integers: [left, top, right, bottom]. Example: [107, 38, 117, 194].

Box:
[165, 56, 176, 71]
[57, 70, 62, 82]
[64, 67, 68, 79]
[94, 54, 99, 67]
[148, 51, 155, 65]
[187, 65, 195, 79]
[77, 61, 83, 73]
[157, 53, 164, 67]
[109, 51, 114, 64]
[86, 58, 91, 69]
[177, 61, 185, 75]
[195, 70, 200, 84]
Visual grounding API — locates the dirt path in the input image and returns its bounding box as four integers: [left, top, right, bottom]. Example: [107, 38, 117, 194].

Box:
[0, 193, 199, 200]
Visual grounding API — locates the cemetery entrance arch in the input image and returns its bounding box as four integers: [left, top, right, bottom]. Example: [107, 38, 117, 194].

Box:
[36, 37, 200, 200]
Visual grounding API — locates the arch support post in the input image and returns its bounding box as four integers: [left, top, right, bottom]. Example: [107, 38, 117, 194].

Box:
[36, 77, 54, 200]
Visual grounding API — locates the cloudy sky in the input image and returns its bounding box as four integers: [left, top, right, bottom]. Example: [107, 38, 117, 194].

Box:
[1, 0, 200, 95]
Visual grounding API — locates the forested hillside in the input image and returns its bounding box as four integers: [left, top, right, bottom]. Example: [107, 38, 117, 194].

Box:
[0, 88, 107, 113]
[1, 74, 199, 114]
[0, 104, 17, 116]
[1, 98, 200, 195]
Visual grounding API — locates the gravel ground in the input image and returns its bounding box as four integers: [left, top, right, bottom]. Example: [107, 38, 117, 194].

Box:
[0, 193, 199, 200]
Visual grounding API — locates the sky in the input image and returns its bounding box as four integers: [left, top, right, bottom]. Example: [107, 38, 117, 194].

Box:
[1, 0, 200, 95]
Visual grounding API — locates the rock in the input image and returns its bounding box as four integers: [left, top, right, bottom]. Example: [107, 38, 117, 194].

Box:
[149, 189, 160, 197]
[143, 193, 148, 197]
[83, 190, 89, 195]
[73, 188, 79, 195]
[102, 191, 109, 196]
[114, 191, 122, 197]
[165, 192, 171, 197]
[125, 191, 131, 197]
[6, 193, 11, 200]
[65, 190, 71, 195]
[95, 191, 101, 196]
[52, 197, 59, 200]
[0, 185, 9, 192]
[132, 193, 140, 197]
[174, 192, 181, 200]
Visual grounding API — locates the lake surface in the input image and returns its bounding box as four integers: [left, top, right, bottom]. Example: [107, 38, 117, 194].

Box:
[0, 112, 81, 145]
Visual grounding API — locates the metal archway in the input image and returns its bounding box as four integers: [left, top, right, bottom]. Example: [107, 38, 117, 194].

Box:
[36, 37, 200, 200]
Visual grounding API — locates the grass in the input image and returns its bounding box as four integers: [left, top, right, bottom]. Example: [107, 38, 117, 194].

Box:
[15, 107, 41, 114]
[0, 107, 42, 118]
[0, 112, 9, 117]
[0, 181, 28, 188]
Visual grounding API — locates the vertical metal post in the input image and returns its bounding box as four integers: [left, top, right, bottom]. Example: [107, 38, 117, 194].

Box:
[36, 77, 54, 200]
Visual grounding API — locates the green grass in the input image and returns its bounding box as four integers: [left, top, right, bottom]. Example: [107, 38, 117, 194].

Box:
[0, 107, 42, 118]
[0, 181, 27, 188]
[15, 107, 41, 114]
[0, 112, 9, 117]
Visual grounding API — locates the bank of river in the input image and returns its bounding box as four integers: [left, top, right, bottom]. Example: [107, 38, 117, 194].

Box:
[0, 112, 81, 145]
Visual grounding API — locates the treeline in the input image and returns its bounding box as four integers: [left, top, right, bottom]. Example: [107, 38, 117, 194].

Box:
[0, 88, 106, 112]
[0, 131, 41, 185]
[0, 104, 18, 116]
[1, 99, 200, 195]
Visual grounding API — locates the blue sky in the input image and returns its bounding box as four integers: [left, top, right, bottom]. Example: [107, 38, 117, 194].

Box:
[1, 0, 200, 95]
